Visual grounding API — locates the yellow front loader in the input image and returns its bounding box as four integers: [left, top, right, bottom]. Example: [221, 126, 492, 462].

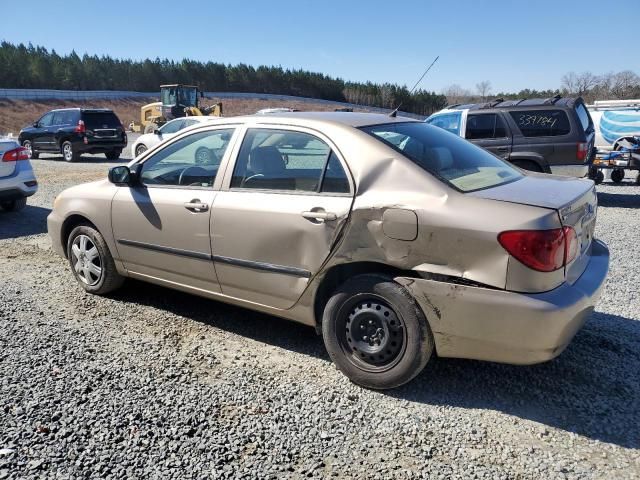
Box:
[131, 85, 223, 133]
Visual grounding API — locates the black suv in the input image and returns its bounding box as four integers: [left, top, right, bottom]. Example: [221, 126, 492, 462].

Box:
[426, 96, 595, 177]
[19, 108, 127, 162]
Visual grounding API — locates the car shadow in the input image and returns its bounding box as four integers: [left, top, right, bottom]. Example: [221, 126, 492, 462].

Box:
[0, 205, 51, 239]
[597, 191, 640, 209]
[112, 281, 638, 449]
[36, 154, 133, 164]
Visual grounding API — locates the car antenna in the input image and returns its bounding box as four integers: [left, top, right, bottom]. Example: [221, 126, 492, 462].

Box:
[389, 55, 439, 118]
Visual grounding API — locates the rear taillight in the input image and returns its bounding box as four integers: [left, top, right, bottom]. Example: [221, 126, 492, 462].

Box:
[75, 120, 86, 133]
[498, 226, 578, 272]
[563, 226, 579, 265]
[577, 142, 588, 161]
[2, 147, 30, 162]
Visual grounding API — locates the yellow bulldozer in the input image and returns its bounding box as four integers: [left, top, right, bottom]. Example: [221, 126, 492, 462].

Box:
[131, 84, 223, 133]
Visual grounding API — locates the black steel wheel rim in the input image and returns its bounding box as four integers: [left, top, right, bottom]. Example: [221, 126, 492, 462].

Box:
[338, 295, 406, 372]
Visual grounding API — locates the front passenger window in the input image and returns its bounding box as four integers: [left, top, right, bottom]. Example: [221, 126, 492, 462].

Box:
[39, 113, 54, 127]
[140, 129, 234, 187]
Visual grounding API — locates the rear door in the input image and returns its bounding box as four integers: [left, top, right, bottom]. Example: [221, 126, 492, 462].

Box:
[465, 112, 512, 159]
[211, 126, 354, 309]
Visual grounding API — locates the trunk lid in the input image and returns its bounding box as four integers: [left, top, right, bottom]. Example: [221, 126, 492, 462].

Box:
[469, 174, 597, 284]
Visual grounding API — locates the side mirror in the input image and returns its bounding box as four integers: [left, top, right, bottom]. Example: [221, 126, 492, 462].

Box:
[33, 122, 39, 128]
[154, 129, 161, 135]
[108, 165, 132, 186]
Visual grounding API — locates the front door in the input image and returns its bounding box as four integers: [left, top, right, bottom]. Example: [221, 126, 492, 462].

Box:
[32, 112, 54, 151]
[465, 113, 512, 160]
[111, 127, 237, 292]
[212, 127, 354, 309]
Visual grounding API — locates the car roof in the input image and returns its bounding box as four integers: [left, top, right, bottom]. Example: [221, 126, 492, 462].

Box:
[45, 108, 115, 113]
[204, 111, 420, 129]
[441, 96, 581, 113]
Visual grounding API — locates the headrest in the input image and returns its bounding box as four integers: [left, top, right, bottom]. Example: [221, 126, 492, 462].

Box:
[248, 146, 286, 174]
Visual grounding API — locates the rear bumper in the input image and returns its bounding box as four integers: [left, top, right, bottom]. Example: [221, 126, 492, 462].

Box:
[549, 164, 590, 178]
[0, 161, 38, 200]
[77, 139, 127, 153]
[397, 240, 609, 365]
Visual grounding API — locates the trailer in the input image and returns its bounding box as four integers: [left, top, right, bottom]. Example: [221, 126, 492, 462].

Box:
[591, 136, 640, 184]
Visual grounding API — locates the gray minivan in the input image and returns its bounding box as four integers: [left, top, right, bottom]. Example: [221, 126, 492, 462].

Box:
[426, 96, 595, 177]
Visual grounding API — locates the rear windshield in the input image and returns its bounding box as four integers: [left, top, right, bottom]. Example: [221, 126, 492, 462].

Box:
[83, 112, 121, 128]
[509, 109, 570, 137]
[361, 122, 522, 193]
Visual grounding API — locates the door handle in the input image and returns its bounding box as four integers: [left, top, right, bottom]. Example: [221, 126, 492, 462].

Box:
[302, 210, 337, 221]
[496, 146, 509, 152]
[183, 200, 209, 212]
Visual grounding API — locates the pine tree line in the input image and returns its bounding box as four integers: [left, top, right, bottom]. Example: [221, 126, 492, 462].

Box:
[0, 42, 447, 115]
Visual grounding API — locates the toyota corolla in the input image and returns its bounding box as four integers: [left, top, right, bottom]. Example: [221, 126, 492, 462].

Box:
[47, 112, 609, 389]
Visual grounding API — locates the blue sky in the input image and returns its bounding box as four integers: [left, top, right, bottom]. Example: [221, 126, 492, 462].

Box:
[2, 0, 637, 93]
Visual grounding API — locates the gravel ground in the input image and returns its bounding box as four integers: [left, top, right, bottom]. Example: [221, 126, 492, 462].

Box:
[1, 148, 639, 479]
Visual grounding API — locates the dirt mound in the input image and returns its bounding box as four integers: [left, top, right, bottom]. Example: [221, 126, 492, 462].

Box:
[0, 97, 368, 135]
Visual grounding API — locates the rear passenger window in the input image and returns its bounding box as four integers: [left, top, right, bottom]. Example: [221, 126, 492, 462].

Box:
[52, 111, 75, 126]
[231, 129, 350, 194]
[321, 152, 350, 193]
[575, 103, 592, 133]
[509, 110, 571, 137]
[465, 114, 507, 139]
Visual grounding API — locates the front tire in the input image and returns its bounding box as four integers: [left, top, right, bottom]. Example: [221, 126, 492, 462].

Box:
[322, 274, 434, 390]
[0, 198, 27, 212]
[66, 225, 124, 295]
[61, 141, 79, 162]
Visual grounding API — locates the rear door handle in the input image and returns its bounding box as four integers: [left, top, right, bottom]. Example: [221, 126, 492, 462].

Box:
[302, 211, 337, 221]
[183, 200, 209, 212]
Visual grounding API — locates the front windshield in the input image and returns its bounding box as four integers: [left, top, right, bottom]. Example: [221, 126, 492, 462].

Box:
[161, 87, 177, 106]
[361, 122, 522, 193]
[425, 111, 462, 135]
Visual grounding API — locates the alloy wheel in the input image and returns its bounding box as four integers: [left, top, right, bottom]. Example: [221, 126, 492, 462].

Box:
[71, 234, 102, 286]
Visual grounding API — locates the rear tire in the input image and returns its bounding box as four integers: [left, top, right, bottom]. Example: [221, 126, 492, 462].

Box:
[66, 224, 124, 295]
[105, 150, 121, 160]
[144, 123, 158, 134]
[594, 170, 604, 185]
[135, 144, 147, 157]
[322, 274, 434, 390]
[611, 168, 625, 183]
[0, 198, 27, 212]
[61, 141, 79, 162]
[22, 140, 38, 159]
[513, 160, 543, 173]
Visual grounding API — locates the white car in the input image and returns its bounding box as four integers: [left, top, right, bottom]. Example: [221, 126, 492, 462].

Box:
[0, 138, 38, 212]
[131, 117, 217, 158]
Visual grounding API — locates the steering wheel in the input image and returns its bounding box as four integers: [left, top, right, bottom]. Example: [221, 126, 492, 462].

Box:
[178, 166, 210, 186]
[242, 173, 264, 187]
